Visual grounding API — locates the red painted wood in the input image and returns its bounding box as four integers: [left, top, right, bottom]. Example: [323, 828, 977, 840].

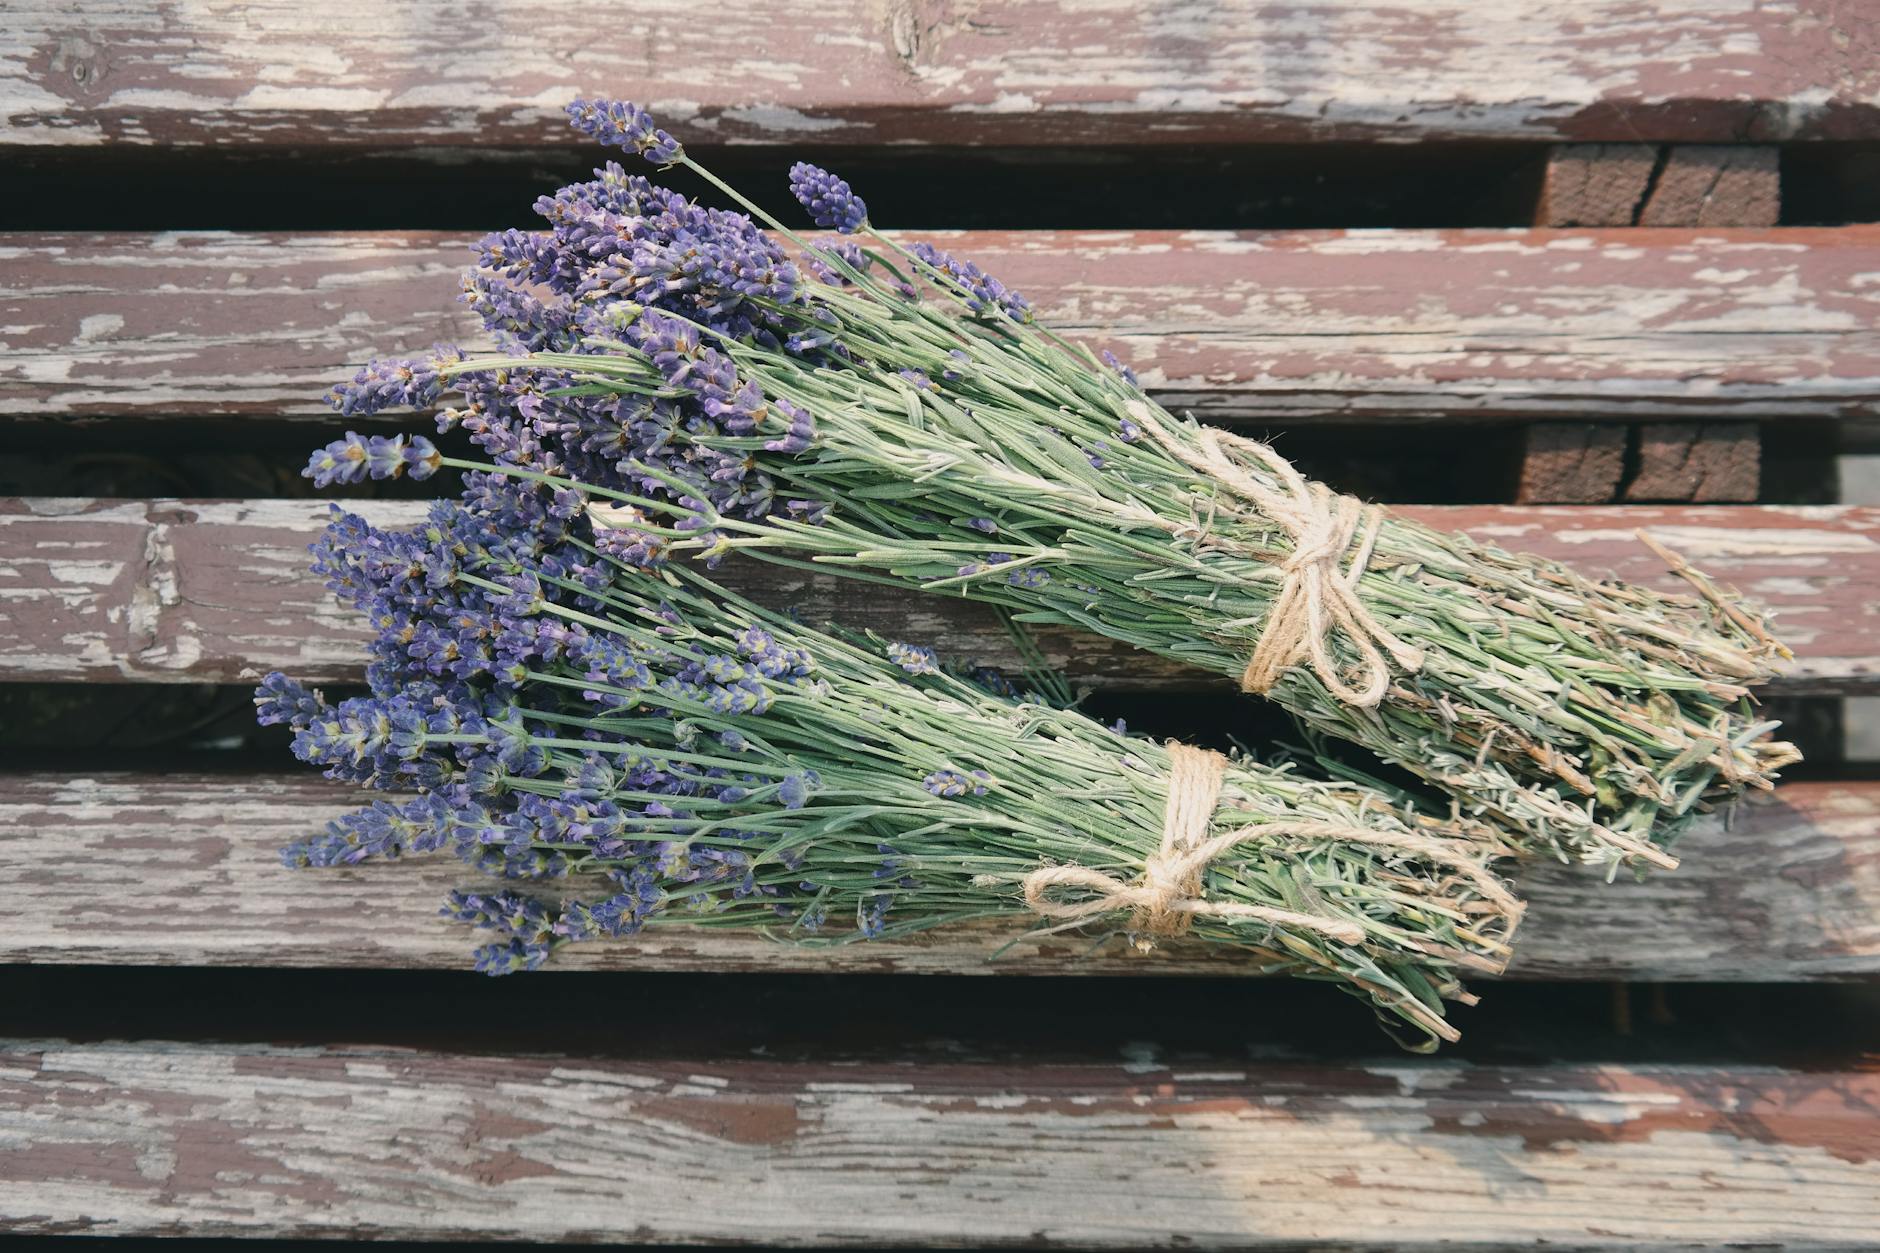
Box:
[3, 772, 1872, 980]
[9, 1, 1880, 147]
[1, 498, 1871, 692]
[2, 1041, 1875, 1244]
[6, 228, 1880, 422]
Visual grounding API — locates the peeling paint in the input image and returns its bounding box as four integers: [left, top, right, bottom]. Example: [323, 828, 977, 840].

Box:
[1, 1041, 1875, 1242]
[6, 226, 1879, 423]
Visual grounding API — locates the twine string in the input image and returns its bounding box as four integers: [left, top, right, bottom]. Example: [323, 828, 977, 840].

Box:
[1130, 401, 1424, 708]
[1019, 743, 1369, 946]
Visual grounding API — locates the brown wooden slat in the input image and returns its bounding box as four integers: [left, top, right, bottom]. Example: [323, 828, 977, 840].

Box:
[6, 227, 1880, 423]
[2, 497, 1873, 693]
[3, 1040, 1875, 1244]
[2, 772, 1873, 981]
[1516, 424, 1627, 503]
[1538, 145, 1783, 229]
[8, 1, 1879, 148]
[1525, 143, 1776, 504]
[1638, 146, 1783, 228]
[1535, 144, 1660, 227]
[1625, 423, 1762, 503]
[1519, 423, 1762, 505]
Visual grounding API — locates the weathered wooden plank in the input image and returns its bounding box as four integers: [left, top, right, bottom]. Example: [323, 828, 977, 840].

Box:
[7, 1, 1879, 148]
[3, 1040, 1875, 1245]
[6, 227, 1880, 423]
[3, 497, 1874, 693]
[1, 773, 1873, 981]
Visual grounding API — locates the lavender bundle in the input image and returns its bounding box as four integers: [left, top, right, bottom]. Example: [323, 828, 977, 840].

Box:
[312, 98, 1798, 872]
[260, 482, 1520, 1047]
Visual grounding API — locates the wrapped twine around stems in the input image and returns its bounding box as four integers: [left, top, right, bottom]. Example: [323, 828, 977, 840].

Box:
[1019, 743, 1522, 961]
[1133, 402, 1425, 709]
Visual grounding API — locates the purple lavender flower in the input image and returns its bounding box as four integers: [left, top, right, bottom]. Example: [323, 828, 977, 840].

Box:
[1100, 349, 1141, 388]
[762, 398, 817, 454]
[253, 672, 324, 728]
[858, 894, 892, 939]
[403, 436, 443, 480]
[777, 770, 818, 810]
[565, 98, 684, 165]
[326, 348, 460, 417]
[303, 432, 441, 487]
[922, 769, 990, 798]
[886, 641, 940, 676]
[472, 939, 552, 975]
[966, 666, 1019, 699]
[909, 241, 1033, 323]
[807, 240, 873, 286]
[788, 162, 868, 233]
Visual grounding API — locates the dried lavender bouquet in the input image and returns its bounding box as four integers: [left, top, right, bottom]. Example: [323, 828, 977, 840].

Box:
[314, 97, 1797, 872]
[259, 479, 1518, 1047]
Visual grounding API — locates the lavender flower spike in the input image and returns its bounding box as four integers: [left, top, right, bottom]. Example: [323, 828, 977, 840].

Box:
[789, 162, 868, 234]
[302, 432, 442, 486]
[566, 98, 685, 165]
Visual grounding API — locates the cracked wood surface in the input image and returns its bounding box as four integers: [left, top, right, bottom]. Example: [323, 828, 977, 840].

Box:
[2, 1041, 1876, 1244]
[1, 773, 1874, 981]
[6, 227, 1880, 423]
[2, 497, 1874, 693]
[7, 1, 1880, 148]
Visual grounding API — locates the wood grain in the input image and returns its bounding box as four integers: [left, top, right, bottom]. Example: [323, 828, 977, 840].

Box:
[1, 773, 1873, 981]
[1638, 147, 1783, 228]
[3, 497, 1874, 693]
[7, 1, 1879, 148]
[3, 1040, 1876, 1244]
[1535, 145, 1659, 227]
[6, 227, 1880, 423]
[1625, 424, 1762, 503]
[1516, 424, 1626, 503]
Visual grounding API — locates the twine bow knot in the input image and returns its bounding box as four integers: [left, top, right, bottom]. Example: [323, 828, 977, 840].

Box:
[1130, 401, 1425, 708]
[1019, 743, 1368, 948]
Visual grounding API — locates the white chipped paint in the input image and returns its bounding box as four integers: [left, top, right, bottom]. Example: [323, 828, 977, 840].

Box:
[719, 103, 849, 134]
[803, 1080, 917, 1093]
[73, 313, 124, 341]
[3, 770, 1877, 979]
[1364, 1064, 1466, 1094]
[3, 1041, 1878, 1244]
[1559, 526, 1878, 559]
[39, 561, 123, 585]
[949, 92, 1042, 114]
[1752, 577, 1829, 597]
[2, 0, 1870, 148]
[1509, 1085, 1690, 1125]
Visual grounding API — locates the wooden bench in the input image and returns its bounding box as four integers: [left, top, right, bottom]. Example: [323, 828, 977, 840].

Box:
[4, 3, 1879, 1245]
